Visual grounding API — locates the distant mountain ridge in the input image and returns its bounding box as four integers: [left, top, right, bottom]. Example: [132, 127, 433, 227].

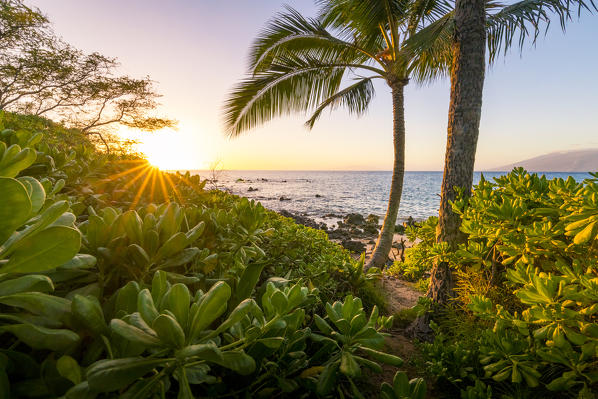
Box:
[492, 149, 598, 172]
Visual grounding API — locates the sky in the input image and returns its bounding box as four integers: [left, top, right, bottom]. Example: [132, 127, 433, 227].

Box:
[31, 0, 598, 171]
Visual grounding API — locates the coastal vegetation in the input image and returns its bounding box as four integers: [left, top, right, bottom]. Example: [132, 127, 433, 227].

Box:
[390, 170, 598, 397]
[0, 112, 401, 397]
[0, 0, 596, 398]
[224, 0, 595, 272]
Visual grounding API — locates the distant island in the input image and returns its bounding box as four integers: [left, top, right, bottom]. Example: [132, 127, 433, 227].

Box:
[492, 149, 598, 172]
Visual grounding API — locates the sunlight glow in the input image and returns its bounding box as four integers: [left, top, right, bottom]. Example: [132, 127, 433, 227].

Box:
[118, 124, 210, 171]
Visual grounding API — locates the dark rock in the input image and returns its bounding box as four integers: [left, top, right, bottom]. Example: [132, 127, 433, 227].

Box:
[323, 213, 343, 218]
[350, 227, 364, 236]
[344, 213, 366, 226]
[279, 196, 291, 201]
[315, 194, 322, 198]
[366, 214, 379, 225]
[327, 228, 350, 240]
[341, 240, 366, 253]
[278, 210, 327, 230]
[248, 186, 258, 192]
[363, 224, 379, 235]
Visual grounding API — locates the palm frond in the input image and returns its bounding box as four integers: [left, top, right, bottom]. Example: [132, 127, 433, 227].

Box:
[407, 0, 453, 32]
[486, 0, 596, 62]
[401, 12, 454, 83]
[224, 54, 382, 137]
[305, 77, 375, 129]
[316, 0, 409, 39]
[250, 6, 382, 74]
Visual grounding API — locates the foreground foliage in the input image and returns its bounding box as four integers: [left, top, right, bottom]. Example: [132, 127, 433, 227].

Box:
[0, 112, 408, 398]
[402, 170, 598, 398]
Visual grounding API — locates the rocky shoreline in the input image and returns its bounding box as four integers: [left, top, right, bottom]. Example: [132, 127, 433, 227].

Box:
[277, 209, 418, 265]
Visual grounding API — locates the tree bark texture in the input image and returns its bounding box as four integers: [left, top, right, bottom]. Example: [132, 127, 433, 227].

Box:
[428, 0, 486, 304]
[367, 81, 406, 269]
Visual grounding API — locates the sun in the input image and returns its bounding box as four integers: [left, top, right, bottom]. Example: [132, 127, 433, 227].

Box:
[126, 128, 206, 171]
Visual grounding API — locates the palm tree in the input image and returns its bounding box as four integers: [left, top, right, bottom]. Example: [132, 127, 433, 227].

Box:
[224, 0, 453, 269]
[406, 0, 596, 338]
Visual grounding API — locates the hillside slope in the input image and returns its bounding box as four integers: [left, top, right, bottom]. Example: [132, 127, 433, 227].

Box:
[493, 149, 598, 172]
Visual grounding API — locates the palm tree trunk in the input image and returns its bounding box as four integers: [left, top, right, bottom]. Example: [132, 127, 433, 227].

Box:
[427, 0, 486, 304]
[367, 81, 406, 269]
[407, 0, 486, 340]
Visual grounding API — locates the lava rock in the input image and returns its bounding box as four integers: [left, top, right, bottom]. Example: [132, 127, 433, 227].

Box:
[366, 214, 379, 225]
[364, 224, 379, 235]
[343, 213, 366, 226]
[278, 210, 327, 230]
[248, 186, 258, 192]
[279, 196, 291, 201]
[341, 239, 366, 253]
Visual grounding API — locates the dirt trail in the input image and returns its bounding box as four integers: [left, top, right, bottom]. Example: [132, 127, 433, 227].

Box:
[380, 275, 421, 314]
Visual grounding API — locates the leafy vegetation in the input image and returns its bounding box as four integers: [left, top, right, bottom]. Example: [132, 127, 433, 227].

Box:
[0, 112, 407, 397]
[405, 169, 598, 398]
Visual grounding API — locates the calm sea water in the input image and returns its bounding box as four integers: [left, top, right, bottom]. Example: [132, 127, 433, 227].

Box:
[190, 171, 591, 224]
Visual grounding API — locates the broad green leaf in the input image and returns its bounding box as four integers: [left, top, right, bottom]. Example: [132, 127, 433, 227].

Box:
[122, 210, 144, 244]
[57, 355, 82, 385]
[16, 176, 45, 215]
[0, 275, 53, 296]
[155, 232, 188, 261]
[189, 281, 231, 342]
[152, 314, 185, 348]
[573, 221, 597, 245]
[161, 283, 190, 330]
[0, 226, 80, 274]
[234, 263, 265, 305]
[316, 362, 338, 396]
[176, 343, 222, 362]
[0, 177, 31, 243]
[340, 351, 360, 377]
[0, 146, 36, 178]
[0, 324, 79, 352]
[359, 347, 403, 366]
[110, 319, 161, 347]
[212, 351, 255, 375]
[216, 299, 255, 335]
[137, 289, 159, 325]
[86, 357, 168, 392]
[115, 281, 140, 315]
[0, 292, 71, 322]
[72, 295, 107, 336]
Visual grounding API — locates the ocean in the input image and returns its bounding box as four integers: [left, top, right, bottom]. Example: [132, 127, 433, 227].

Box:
[190, 170, 592, 225]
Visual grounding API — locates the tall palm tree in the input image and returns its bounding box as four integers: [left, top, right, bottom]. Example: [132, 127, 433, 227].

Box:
[406, 0, 596, 338]
[224, 0, 452, 269]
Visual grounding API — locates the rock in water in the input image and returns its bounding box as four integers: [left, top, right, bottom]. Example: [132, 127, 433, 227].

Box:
[344, 213, 366, 226]
[278, 210, 327, 230]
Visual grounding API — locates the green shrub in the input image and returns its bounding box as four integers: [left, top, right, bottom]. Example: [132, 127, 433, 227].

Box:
[419, 169, 598, 398]
[0, 114, 408, 398]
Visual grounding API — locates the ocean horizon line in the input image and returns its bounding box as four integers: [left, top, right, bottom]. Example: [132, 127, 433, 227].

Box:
[168, 169, 587, 173]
